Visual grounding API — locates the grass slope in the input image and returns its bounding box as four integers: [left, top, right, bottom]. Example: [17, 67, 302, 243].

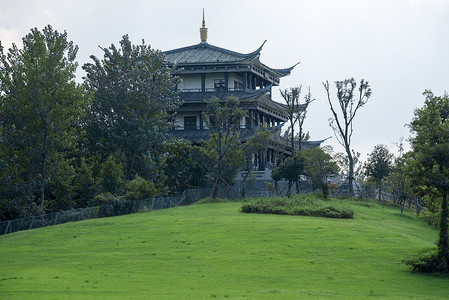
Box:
[0, 198, 447, 299]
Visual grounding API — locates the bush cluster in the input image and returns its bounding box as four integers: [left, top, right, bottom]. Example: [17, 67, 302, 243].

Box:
[241, 195, 353, 219]
[405, 249, 449, 274]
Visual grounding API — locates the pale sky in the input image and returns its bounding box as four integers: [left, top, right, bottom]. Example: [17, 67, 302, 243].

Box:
[1, 0, 448, 162]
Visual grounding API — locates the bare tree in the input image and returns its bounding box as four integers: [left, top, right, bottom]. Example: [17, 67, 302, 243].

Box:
[280, 87, 313, 153]
[323, 78, 371, 196]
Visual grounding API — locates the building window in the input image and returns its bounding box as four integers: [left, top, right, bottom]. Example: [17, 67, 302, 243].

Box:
[184, 116, 196, 130]
[214, 79, 226, 91]
[234, 80, 243, 90]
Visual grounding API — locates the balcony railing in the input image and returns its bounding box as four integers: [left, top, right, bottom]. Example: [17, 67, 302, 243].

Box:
[178, 87, 244, 92]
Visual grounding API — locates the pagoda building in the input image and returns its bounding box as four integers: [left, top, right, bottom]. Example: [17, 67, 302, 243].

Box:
[163, 12, 323, 174]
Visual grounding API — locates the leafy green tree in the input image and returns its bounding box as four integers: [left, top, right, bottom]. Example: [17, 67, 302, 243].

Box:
[0, 25, 88, 217]
[83, 35, 179, 182]
[72, 157, 99, 207]
[202, 96, 245, 199]
[323, 78, 371, 196]
[304, 146, 339, 198]
[273, 152, 305, 196]
[98, 153, 125, 196]
[385, 140, 414, 213]
[364, 144, 393, 201]
[162, 139, 208, 193]
[407, 90, 449, 273]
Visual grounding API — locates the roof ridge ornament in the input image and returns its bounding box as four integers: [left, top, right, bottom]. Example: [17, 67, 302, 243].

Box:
[200, 9, 208, 43]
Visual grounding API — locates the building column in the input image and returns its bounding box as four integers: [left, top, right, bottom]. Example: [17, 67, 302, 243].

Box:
[199, 113, 203, 129]
[224, 72, 229, 91]
[243, 73, 247, 90]
[201, 73, 205, 92]
[248, 110, 253, 128]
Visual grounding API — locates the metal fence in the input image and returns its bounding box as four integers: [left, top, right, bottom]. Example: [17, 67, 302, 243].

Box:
[0, 188, 211, 236]
[0, 183, 424, 236]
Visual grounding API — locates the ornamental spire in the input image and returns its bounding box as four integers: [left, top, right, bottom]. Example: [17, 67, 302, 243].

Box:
[200, 9, 208, 43]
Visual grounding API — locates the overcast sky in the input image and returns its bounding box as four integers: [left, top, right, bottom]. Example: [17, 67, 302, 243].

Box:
[1, 0, 448, 162]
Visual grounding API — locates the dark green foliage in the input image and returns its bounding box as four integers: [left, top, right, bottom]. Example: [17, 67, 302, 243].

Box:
[162, 139, 208, 193]
[125, 175, 157, 200]
[407, 90, 449, 273]
[405, 249, 449, 274]
[241, 195, 353, 219]
[98, 154, 125, 195]
[0, 25, 89, 218]
[72, 158, 98, 207]
[272, 152, 305, 194]
[83, 35, 179, 181]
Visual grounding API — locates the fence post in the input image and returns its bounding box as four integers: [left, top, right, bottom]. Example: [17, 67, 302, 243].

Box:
[54, 212, 60, 225]
[5, 220, 11, 235]
[29, 216, 35, 230]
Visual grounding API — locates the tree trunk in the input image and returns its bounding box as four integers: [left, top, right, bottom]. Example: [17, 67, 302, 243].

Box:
[348, 151, 354, 197]
[275, 180, 279, 196]
[291, 128, 295, 154]
[241, 171, 249, 198]
[378, 181, 382, 201]
[295, 180, 300, 194]
[287, 180, 292, 196]
[211, 178, 220, 199]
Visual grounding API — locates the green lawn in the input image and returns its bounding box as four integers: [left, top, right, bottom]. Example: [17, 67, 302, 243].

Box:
[0, 198, 448, 299]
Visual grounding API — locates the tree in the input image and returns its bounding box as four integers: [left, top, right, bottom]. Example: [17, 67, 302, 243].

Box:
[364, 144, 393, 202]
[383, 140, 415, 213]
[162, 139, 208, 193]
[304, 146, 339, 198]
[406, 90, 449, 273]
[83, 35, 179, 182]
[0, 25, 88, 216]
[280, 86, 313, 152]
[202, 96, 245, 199]
[323, 78, 371, 196]
[240, 126, 270, 198]
[272, 152, 305, 196]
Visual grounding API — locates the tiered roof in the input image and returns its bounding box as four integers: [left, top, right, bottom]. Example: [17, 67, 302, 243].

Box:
[163, 41, 299, 86]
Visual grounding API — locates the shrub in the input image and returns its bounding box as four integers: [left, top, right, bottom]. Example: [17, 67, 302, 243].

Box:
[196, 198, 240, 204]
[241, 195, 353, 219]
[93, 192, 123, 205]
[419, 208, 440, 228]
[125, 175, 157, 200]
[405, 249, 449, 274]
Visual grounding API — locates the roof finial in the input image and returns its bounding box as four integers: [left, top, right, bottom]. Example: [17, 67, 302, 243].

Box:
[200, 8, 208, 43]
[202, 9, 206, 27]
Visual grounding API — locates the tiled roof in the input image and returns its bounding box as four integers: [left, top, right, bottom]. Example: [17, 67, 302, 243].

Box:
[163, 41, 265, 65]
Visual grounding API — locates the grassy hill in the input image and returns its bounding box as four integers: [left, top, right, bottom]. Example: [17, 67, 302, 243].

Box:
[0, 198, 447, 299]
